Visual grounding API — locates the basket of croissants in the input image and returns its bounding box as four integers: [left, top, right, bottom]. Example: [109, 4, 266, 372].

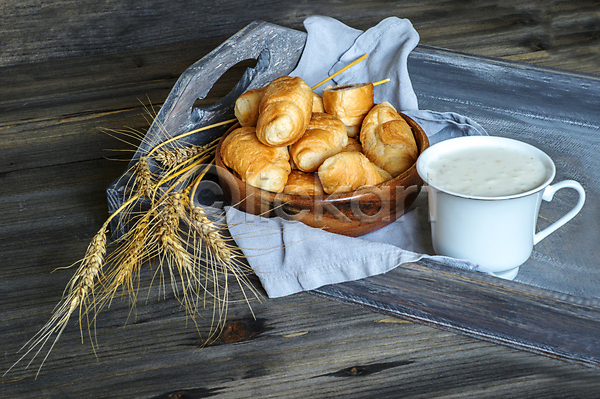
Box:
[215, 75, 429, 236]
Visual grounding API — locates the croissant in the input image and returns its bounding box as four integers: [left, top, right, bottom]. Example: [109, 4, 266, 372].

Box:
[234, 87, 266, 127]
[220, 126, 291, 193]
[312, 92, 325, 113]
[322, 83, 374, 138]
[256, 76, 313, 147]
[283, 170, 325, 196]
[360, 101, 418, 177]
[289, 112, 348, 173]
[342, 137, 363, 153]
[317, 151, 392, 194]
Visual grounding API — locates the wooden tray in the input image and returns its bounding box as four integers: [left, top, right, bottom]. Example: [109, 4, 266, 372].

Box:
[107, 21, 600, 367]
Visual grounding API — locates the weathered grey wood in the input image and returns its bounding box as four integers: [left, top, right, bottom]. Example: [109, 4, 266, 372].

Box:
[5, 284, 599, 398]
[105, 21, 305, 236]
[2, 0, 599, 74]
[314, 259, 600, 367]
[1, 2, 600, 398]
[0, 39, 233, 174]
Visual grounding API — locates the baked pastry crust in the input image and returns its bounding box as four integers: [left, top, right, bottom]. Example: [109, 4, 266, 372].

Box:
[322, 83, 374, 138]
[220, 126, 291, 192]
[312, 92, 325, 113]
[360, 101, 418, 177]
[234, 87, 266, 127]
[256, 76, 313, 147]
[289, 112, 348, 173]
[283, 170, 325, 196]
[317, 151, 392, 194]
[342, 137, 363, 153]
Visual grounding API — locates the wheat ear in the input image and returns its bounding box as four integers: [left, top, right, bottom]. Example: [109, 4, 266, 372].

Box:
[8, 119, 236, 377]
[134, 156, 155, 198]
[152, 193, 201, 316]
[5, 223, 108, 377]
[99, 215, 151, 311]
[175, 170, 260, 341]
[152, 144, 212, 169]
[6, 184, 148, 377]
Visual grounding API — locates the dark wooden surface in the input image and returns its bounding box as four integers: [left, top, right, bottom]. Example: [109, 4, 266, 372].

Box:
[1, 1, 600, 398]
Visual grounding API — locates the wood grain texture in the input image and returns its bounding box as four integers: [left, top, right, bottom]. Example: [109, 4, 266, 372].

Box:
[1, 0, 598, 74]
[314, 259, 600, 367]
[1, 1, 600, 398]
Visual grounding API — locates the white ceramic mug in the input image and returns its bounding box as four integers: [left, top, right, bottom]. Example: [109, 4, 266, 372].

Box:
[416, 136, 585, 280]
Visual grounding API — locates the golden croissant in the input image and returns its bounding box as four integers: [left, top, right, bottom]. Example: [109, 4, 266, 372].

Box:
[289, 112, 348, 173]
[318, 151, 392, 194]
[360, 101, 418, 177]
[322, 83, 374, 138]
[220, 126, 291, 192]
[255, 76, 313, 147]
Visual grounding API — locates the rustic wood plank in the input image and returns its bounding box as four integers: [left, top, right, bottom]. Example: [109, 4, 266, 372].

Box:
[3, 262, 600, 398]
[0, 39, 225, 122]
[0, 40, 255, 174]
[314, 259, 600, 367]
[1, 0, 598, 75]
[3, 280, 600, 398]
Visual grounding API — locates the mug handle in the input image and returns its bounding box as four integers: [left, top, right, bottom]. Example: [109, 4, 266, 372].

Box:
[534, 180, 586, 245]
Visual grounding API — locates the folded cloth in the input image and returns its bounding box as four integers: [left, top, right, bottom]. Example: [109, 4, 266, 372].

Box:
[403, 109, 488, 145]
[226, 16, 490, 298]
[227, 199, 491, 299]
[292, 15, 419, 111]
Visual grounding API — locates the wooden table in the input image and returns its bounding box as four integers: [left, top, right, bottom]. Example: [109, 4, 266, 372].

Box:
[1, 1, 599, 397]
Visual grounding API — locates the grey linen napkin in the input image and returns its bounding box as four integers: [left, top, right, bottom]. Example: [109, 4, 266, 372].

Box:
[226, 16, 491, 299]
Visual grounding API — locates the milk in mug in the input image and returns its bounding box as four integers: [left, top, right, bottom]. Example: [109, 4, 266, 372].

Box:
[423, 146, 548, 197]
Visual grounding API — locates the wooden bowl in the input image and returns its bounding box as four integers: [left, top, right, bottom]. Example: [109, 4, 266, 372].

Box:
[215, 113, 429, 237]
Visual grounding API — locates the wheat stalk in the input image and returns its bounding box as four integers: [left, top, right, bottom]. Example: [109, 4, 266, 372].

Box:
[146, 118, 236, 158]
[152, 143, 212, 169]
[100, 215, 151, 311]
[5, 169, 151, 377]
[186, 174, 261, 336]
[7, 107, 249, 378]
[5, 223, 108, 377]
[155, 194, 199, 312]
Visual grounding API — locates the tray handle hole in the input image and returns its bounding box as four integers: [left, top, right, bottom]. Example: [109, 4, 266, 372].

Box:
[192, 58, 259, 111]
